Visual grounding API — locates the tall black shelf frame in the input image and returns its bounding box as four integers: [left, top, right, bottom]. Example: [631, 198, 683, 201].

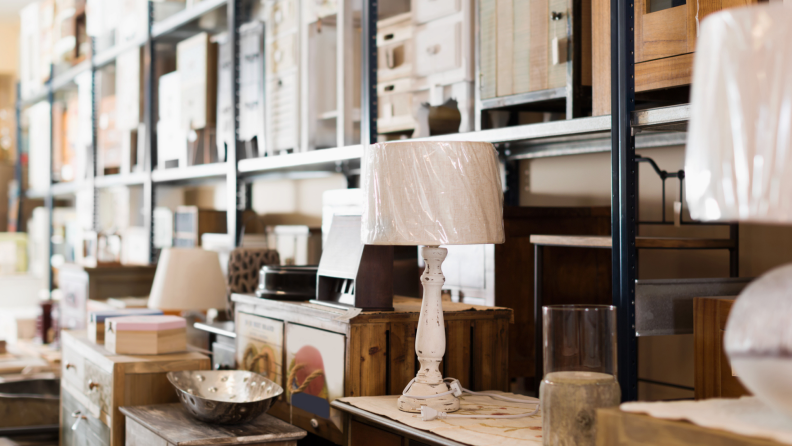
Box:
[14, 0, 648, 400]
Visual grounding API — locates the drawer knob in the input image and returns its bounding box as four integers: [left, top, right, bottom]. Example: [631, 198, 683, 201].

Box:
[88, 380, 100, 391]
[310, 418, 319, 429]
[426, 44, 441, 55]
[65, 362, 76, 370]
[71, 411, 87, 431]
[551, 11, 564, 20]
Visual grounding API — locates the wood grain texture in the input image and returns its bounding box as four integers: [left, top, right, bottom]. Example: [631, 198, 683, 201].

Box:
[120, 404, 306, 445]
[268, 400, 345, 445]
[480, 0, 497, 99]
[596, 408, 783, 446]
[444, 320, 472, 389]
[581, 0, 593, 86]
[548, 0, 568, 88]
[530, 0, 550, 91]
[694, 297, 749, 400]
[530, 234, 735, 249]
[592, 0, 610, 114]
[639, 5, 688, 62]
[350, 419, 403, 446]
[388, 321, 417, 395]
[494, 207, 611, 380]
[635, 53, 694, 91]
[497, 0, 515, 97]
[513, 0, 532, 93]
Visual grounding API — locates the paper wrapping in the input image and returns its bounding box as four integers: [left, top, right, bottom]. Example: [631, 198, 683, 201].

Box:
[685, 5, 792, 223]
[362, 141, 505, 246]
[621, 397, 792, 445]
[339, 394, 542, 445]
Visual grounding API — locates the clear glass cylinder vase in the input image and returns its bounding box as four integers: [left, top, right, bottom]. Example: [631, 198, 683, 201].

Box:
[540, 305, 620, 446]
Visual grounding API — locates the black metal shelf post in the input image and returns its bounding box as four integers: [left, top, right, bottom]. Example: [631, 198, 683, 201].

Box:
[611, 0, 638, 401]
[143, 0, 157, 263]
[46, 64, 55, 295]
[227, 0, 242, 246]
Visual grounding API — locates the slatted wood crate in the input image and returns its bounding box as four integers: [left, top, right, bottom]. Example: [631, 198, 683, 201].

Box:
[232, 293, 512, 445]
[479, 0, 592, 119]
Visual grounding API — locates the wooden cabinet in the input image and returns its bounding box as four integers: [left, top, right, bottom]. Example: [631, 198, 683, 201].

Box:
[694, 296, 750, 400]
[59, 330, 211, 446]
[231, 293, 512, 445]
[592, 0, 759, 115]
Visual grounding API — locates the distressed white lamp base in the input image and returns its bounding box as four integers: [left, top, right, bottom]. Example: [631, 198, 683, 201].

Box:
[397, 246, 461, 413]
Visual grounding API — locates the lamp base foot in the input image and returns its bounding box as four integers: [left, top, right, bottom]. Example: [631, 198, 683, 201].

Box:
[397, 381, 460, 413]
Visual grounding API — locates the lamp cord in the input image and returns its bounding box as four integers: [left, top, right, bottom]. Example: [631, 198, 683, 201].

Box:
[403, 378, 541, 421]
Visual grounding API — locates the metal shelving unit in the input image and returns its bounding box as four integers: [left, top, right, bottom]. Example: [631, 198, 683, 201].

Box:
[14, 0, 677, 401]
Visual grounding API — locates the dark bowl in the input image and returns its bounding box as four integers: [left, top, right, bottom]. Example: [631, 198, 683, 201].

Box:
[167, 370, 283, 425]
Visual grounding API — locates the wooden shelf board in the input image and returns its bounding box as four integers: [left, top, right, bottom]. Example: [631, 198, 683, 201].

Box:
[530, 234, 736, 249]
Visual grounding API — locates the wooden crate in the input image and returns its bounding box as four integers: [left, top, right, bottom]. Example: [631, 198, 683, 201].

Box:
[60, 330, 210, 446]
[232, 293, 512, 445]
[694, 296, 750, 400]
[591, 0, 759, 115]
[478, 0, 592, 120]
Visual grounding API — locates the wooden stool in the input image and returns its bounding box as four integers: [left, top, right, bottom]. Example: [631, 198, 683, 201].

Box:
[120, 404, 306, 446]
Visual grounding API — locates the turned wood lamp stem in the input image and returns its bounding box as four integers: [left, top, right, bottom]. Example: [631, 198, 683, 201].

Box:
[416, 245, 447, 385]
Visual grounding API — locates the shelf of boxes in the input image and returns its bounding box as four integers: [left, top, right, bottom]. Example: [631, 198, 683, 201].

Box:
[152, 0, 229, 38]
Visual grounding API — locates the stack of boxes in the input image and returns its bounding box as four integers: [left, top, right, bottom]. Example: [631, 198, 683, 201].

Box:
[376, 12, 415, 135]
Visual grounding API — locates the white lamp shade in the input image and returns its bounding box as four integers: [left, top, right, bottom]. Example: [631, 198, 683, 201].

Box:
[362, 140, 505, 246]
[148, 247, 228, 311]
[685, 5, 792, 223]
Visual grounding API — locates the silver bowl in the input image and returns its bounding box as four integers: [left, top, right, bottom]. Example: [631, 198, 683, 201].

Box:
[167, 370, 283, 425]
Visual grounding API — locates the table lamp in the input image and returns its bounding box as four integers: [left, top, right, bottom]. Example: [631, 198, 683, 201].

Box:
[362, 140, 505, 413]
[685, 4, 792, 420]
[148, 247, 228, 312]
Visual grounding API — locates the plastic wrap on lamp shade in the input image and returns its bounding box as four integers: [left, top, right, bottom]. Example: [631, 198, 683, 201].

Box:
[685, 5, 792, 223]
[362, 140, 505, 246]
[148, 247, 228, 310]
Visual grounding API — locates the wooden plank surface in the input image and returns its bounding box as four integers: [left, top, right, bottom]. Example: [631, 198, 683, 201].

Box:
[592, 0, 610, 115]
[694, 297, 749, 400]
[635, 53, 693, 92]
[640, 5, 688, 62]
[388, 321, 417, 395]
[119, 404, 306, 445]
[496, 0, 514, 97]
[596, 408, 783, 446]
[529, 0, 549, 91]
[444, 320, 472, 389]
[480, 0, 497, 99]
[513, 0, 532, 93]
[530, 234, 735, 249]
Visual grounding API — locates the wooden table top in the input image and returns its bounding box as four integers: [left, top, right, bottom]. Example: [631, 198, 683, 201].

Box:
[332, 400, 469, 446]
[530, 235, 736, 249]
[119, 404, 306, 445]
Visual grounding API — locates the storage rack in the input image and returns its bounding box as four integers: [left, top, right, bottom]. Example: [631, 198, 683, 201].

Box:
[14, 0, 683, 402]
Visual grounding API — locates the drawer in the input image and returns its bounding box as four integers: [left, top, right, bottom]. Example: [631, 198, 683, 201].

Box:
[412, 0, 461, 24]
[414, 21, 461, 77]
[377, 38, 413, 82]
[267, 33, 298, 75]
[377, 88, 415, 133]
[62, 342, 86, 392]
[61, 387, 110, 446]
[267, 0, 298, 36]
[85, 361, 113, 416]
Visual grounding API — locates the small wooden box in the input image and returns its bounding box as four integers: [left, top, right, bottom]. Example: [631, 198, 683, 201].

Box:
[232, 293, 512, 445]
[88, 309, 163, 344]
[105, 315, 187, 355]
[60, 330, 210, 446]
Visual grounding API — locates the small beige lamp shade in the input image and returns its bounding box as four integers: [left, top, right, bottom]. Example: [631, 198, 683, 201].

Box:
[148, 247, 228, 311]
[362, 140, 505, 246]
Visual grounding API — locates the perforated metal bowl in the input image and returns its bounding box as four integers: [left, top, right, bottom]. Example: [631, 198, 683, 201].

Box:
[167, 370, 283, 425]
